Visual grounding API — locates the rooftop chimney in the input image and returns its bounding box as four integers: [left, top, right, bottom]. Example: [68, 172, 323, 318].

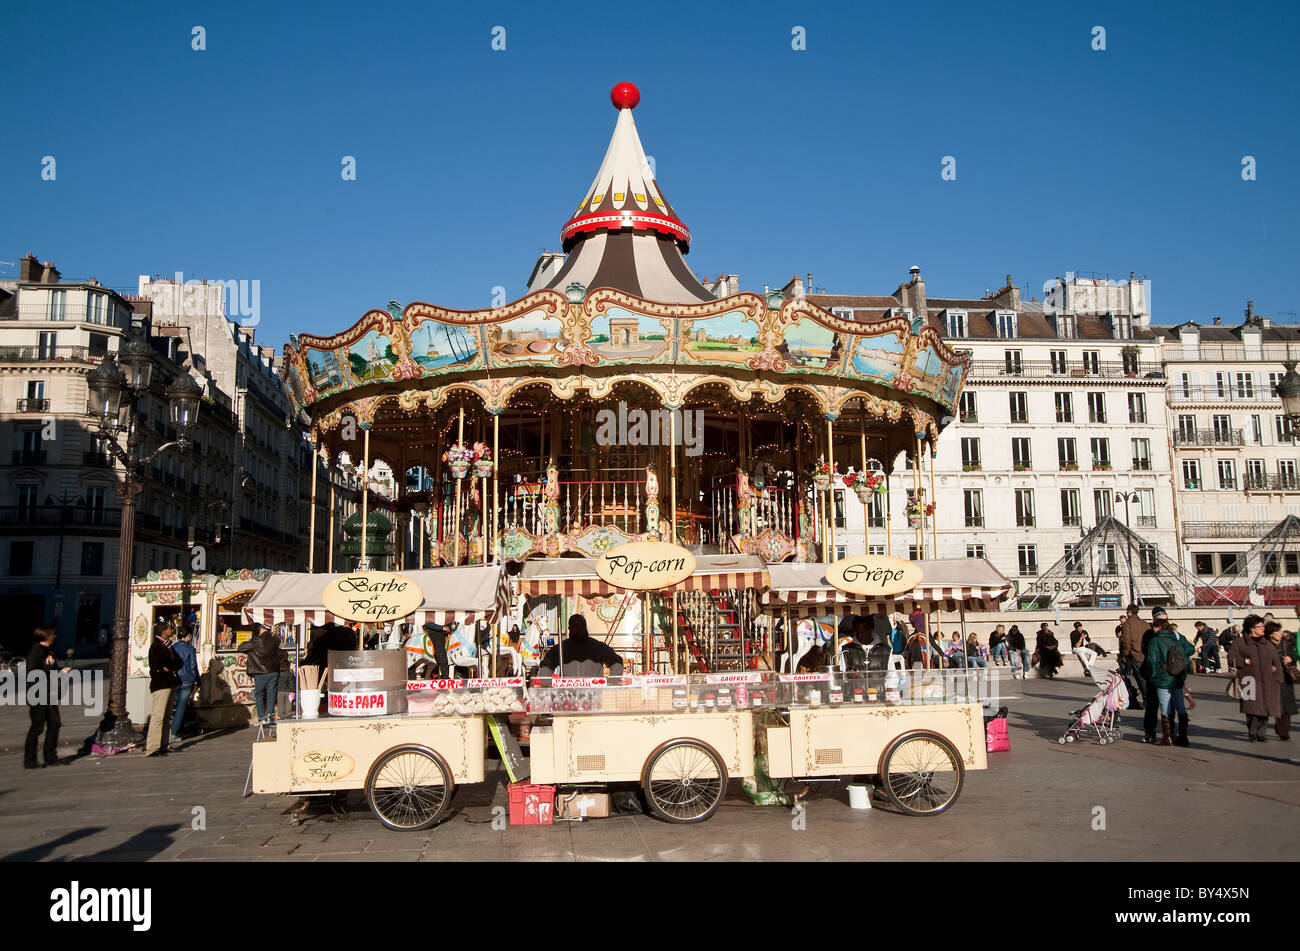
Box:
[1212, 317, 1222, 326]
[19, 253, 38, 282]
[1246, 300, 1255, 321]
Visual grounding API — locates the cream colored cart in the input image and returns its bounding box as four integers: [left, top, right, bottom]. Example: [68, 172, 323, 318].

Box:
[251, 714, 486, 831]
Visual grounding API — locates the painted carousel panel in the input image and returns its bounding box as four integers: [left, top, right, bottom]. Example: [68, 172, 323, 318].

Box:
[777, 316, 843, 373]
[678, 309, 764, 366]
[589, 308, 673, 364]
[846, 330, 907, 387]
[408, 320, 484, 376]
[340, 327, 401, 383]
[485, 307, 571, 366]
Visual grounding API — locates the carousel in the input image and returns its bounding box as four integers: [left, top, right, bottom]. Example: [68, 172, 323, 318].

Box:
[278, 82, 970, 675]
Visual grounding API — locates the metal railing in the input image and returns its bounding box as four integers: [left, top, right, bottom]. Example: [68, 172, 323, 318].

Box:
[1173, 429, 1244, 447]
[15, 398, 51, 412]
[1182, 521, 1277, 538]
[968, 361, 1163, 380]
[1135, 515, 1157, 527]
[10, 449, 47, 465]
[82, 451, 112, 467]
[1245, 473, 1300, 491]
[0, 505, 120, 528]
[1168, 343, 1300, 362]
[0, 346, 108, 364]
[1168, 385, 1278, 403]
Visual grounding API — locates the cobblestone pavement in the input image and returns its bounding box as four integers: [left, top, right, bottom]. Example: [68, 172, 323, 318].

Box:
[0, 671, 1296, 862]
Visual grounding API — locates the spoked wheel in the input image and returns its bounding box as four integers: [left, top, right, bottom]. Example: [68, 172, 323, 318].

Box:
[641, 739, 728, 823]
[365, 745, 455, 831]
[878, 732, 965, 816]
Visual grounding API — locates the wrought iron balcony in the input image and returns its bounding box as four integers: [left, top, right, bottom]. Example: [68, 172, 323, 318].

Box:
[1168, 385, 1277, 404]
[1245, 473, 1300, 491]
[15, 398, 50, 412]
[969, 361, 1163, 380]
[10, 449, 47, 465]
[1173, 429, 1244, 447]
[1182, 521, 1276, 538]
[0, 346, 108, 364]
[1135, 515, 1157, 527]
[0, 505, 120, 528]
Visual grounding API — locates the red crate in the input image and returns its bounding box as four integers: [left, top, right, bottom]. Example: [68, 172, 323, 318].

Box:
[508, 783, 555, 826]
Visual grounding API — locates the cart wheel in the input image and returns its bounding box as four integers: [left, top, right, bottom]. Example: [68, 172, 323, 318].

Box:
[1058, 736, 1067, 745]
[641, 739, 728, 824]
[365, 745, 455, 832]
[878, 732, 965, 817]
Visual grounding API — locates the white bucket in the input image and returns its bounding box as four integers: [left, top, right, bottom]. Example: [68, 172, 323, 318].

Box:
[847, 784, 872, 810]
[300, 689, 321, 720]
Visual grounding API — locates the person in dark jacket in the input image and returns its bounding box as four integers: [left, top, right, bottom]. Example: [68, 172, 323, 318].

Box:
[1229, 615, 1283, 742]
[147, 622, 183, 756]
[240, 623, 287, 724]
[1192, 621, 1221, 673]
[988, 625, 1008, 666]
[168, 627, 201, 747]
[1035, 623, 1063, 678]
[537, 615, 623, 678]
[1006, 625, 1029, 679]
[1145, 618, 1196, 746]
[1267, 623, 1296, 740]
[24, 627, 70, 768]
[1117, 604, 1150, 711]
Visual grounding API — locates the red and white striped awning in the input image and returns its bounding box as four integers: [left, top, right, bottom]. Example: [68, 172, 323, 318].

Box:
[243, 565, 511, 628]
[520, 554, 767, 599]
[761, 559, 1013, 617]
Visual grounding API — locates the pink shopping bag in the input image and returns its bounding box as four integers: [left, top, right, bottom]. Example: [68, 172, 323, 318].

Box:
[986, 717, 1010, 753]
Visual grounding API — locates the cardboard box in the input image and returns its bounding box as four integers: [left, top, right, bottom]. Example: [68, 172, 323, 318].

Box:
[556, 790, 611, 820]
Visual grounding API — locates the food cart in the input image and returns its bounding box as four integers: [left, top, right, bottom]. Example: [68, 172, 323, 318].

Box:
[755, 557, 1015, 815]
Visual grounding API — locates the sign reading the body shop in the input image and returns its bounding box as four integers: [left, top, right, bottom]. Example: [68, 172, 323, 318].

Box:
[594, 541, 696, 591]
[826, 555, 922, 597]
[322, 571, 423, 622]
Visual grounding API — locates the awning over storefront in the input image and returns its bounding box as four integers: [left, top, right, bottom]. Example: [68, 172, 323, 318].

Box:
[243, 565, 511, 627]
[760, 558, 1014, 616]
[519, 554, 768, 598]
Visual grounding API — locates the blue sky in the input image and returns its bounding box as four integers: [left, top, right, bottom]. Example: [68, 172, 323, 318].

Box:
[3, 0, 1297, 344]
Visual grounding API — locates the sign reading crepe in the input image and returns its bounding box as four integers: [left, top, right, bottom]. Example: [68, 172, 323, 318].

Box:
[826, 555, 922, 598]
[595, 541, 696, 591]
[322, 571, 424, 622]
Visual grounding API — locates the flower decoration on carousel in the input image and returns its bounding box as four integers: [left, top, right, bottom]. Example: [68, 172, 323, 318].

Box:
[843, 469, 884, 502]
[905, 496, 936, 525]
[443, 442, 476, 478]
[810, 456, 838, 490]
[471, 441, 494, 478]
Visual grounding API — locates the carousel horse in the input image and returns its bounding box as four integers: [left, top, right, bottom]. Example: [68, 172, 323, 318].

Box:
[782, 618, 836, 672]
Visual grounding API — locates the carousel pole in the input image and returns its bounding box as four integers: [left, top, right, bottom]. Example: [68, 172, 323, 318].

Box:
[493, 412, 500, 565]
[327, 472, 335, 572]
[826, 417, 835, 560]
[308, 429, 319, 572]
[913, 435, 922, 560]
[670, 409, 677, 543]
[453, 404, 464, 565]
[859, 410, 868, 556]
[928, 441, 938, 560]
[360, 426, 370, 571]
[885, 444, 892, 558]
[672, 590, 679, 674]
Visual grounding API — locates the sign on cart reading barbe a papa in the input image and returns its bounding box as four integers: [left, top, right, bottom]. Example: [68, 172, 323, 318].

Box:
[825, 555, 922, 598]
[594, 541, 696, 591]
[322, 571, 424, 622]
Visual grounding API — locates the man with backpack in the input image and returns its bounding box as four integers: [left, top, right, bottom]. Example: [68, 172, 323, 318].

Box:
[1144, 611, 1197, 746]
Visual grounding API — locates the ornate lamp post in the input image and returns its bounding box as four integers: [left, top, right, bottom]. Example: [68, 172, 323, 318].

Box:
[86, 336, 202, 750]
[1114, 489, 1140, 607]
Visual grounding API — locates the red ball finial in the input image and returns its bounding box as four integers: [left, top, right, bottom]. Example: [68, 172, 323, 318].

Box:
[610, 82, 640, 110]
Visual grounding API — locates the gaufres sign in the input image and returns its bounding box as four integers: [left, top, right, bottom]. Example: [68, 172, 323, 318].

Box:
[825, 555, 922, 598]
[322, 571, 423, 622]
[594, 541, 696, 591]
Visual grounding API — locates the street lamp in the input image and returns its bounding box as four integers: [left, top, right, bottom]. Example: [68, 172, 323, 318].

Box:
[87, 335, 202, 751]
[1114, 490, 1140, 607]
[1275, 362, 1300, 436]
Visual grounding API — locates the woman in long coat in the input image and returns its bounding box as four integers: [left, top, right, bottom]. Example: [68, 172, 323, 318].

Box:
[1228, 615, 1283, 742]
[1035, 624, 1064, 679]
[1268, 624, 1297, 740]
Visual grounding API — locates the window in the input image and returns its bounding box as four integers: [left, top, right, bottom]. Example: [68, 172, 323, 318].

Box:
[1276, 416, 1294, 444]
[996, 312, 1017, 338]
[1121, 343, 1139, 373]
[1246, 459, 1266, 488]
[1131, 438, 1151, 471]
[834, 545, 846, 561]
[1265, 553, 1280, 574]
[1135, 488, 1155, 526]
[1211, 415, 1232, 443]
[1281, 460, 1299, 489]
[1098, 544, 1119, 575]
[1269, 372, 1284, 397]
[16, 485, 38, 522]
[48, 290, 66, 320]
[80, 542, 104, 576]
[1064, 544, 1084, 576]
[908, 545, 920, 561]
[959, 391, 977, 423]
[1090, 437, 1111, 468]
[1235, 373, 1255, 399]
[1081, 350, 1100, 374]
[867, 492, 885, 528]
[1217, 459, 1237, 490]
[1182, 459, 1201, 490]
[966, 544, 985, 559]
[1058, 437, 1077, 469]
[960, 437, 981, 470]
[1220, 552, 1243, 574]
[831, 308, 853, 321]
[964, 489, 984, 527]
[946, 312, 967, 338]
[1061, 488, 1081, 526]
[38, 332, 57, 359]
[1115, 315, 1133, 341]
[1058, 315, 1077, 340]
[1179, 373, 1193, 399]
[1127, 393, 1147, 423]
[1055, 392, 1074, 423]
[86, 293, 105, 324]
[1094, 489, 1113, 522]
[868, 544, 885, 555]
[9, 541, 34, 575]
[1050, 350, 1068, 374]
[1009, 392, 1028, 423]
[1177, 415, 1196, 441]
[1087, 392, 1107, 423]
[1017, 544, 1038, 577]
[1287, 553, 1300, 575]
[89, 332, 109, 357]
[1012, 437, 1032, 469]
[1014, 488, 1035, 527]
[1215, 372, 1228, 399]
[1249, 415, 1263, 444]
[1194, 553, 1215, 576]
[833, 490, 845, 528]
[1004, 350, 1023, 374]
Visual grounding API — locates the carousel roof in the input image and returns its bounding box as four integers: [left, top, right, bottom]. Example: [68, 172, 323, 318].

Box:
[541, 82, 714, 304]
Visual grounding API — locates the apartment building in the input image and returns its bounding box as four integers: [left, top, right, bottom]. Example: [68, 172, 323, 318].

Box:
[1157, 305, 1300, 579]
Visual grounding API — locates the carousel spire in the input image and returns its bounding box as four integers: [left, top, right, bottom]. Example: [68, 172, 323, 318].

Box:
[539, 82, 714, 303]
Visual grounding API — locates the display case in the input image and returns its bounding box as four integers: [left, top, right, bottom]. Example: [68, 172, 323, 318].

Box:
[404, 677, 528, 717]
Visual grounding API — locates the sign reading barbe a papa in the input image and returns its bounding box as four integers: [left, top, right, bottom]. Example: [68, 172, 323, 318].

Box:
[322, 571, 423, 622]
[594, 541, 696, 591]
[826, 555, 922, 597]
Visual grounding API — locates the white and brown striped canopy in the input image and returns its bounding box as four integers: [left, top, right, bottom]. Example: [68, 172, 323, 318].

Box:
[520, 554, 767, 598]
[761, 558, 1014, 617]
[243, 565, 511, 628]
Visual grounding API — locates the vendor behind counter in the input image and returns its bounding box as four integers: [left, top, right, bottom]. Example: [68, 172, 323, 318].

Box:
[537, 615, 623, 678]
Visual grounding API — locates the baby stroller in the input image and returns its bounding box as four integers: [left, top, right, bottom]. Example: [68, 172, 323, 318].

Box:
[1059, 671, 1128, 745]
